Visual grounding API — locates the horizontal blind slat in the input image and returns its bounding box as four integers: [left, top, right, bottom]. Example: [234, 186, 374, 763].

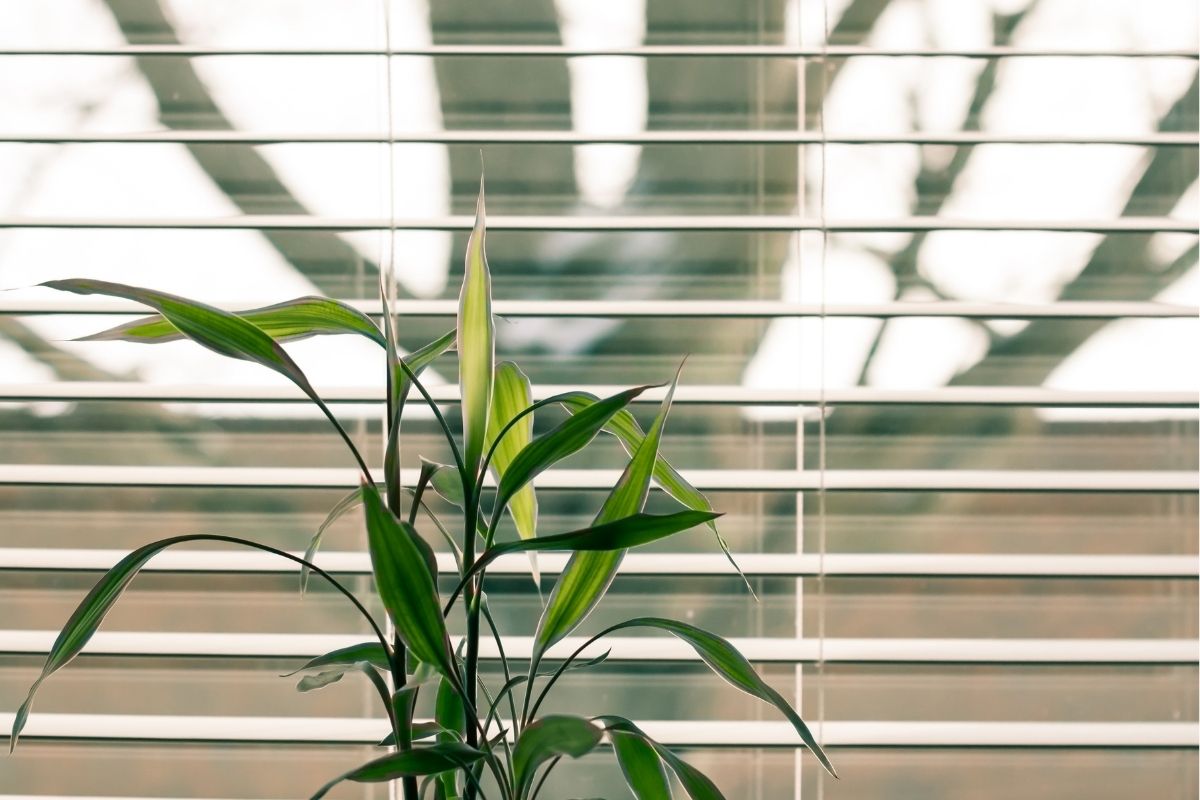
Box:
[3, 714, 1196, 747]
[1, 215, 1192, 232]
[2, 465, 1194, 492]
[0, 45, 1196, 58]
[2, 549, 1194, 579]
[5, 299, 1195, 319]
[4, 131, 1196, 145]
[3, 631, 1195, 664]
[2, 383, 1193, 407]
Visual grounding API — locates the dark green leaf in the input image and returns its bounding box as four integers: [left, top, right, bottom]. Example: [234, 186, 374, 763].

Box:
[596, 716, 723, 800]
[493, 383, 657, 523]
[377, 721, 446, 747]
[282, 641, 389, 676]
[458, 179, 495, 478]
[455, 511, 719, 601]
[611, 731, 672, 800]
[513, 715, 603, 797]
[598, 619, 836, 778]
[435, 675, 467, 799]
[535, 368, 681, 658]
[80, 295, 385, 347]
[361, 484, 455, 680]
[310, 743, 486, 800]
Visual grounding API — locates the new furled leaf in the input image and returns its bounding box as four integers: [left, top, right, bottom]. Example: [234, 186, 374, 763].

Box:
[458, 179, 495, 478]
[79, 295, 385, 347]
[361, 484, 456, 681]
[512, 715, 603, 798]
[535, 366, 682, 658]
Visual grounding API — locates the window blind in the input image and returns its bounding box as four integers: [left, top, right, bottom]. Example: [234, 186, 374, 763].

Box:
[0, 1, 1196, 799]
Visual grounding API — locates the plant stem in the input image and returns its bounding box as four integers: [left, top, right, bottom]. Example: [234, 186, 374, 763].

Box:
[388, 477, 419, 800]
[462, 487, 483, 800]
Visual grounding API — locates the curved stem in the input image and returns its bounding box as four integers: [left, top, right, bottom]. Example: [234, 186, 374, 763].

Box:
[317, 401, 375, 485]
[480, 600, 520, 738]
[526, 623, 623, 724]
[193, 534, 391, 653]
[528, 755, 562, 800]
[395, 357, 468, 484]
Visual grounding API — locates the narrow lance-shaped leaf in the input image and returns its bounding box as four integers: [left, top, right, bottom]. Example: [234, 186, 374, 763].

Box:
[458, 178, 495, 479]
[309, 743, 486, 800]
[610, 730, 672, 800]
[450, 511, 720, 604]
[512, 715, 603, 798]
[361, 484, 456, 681]
[10, 533, 382, 752]
[44, 278, 371, 479]
[557, 392, 750, 595]
[534, 366, 682, 659]
[492, 383, 657, 522]
[79, 295, 385, 347]
[597, 716, 725, 800]
[596, 619, 836, 778]
[487, 361, 540, 581]
[282, 641, 390, 676]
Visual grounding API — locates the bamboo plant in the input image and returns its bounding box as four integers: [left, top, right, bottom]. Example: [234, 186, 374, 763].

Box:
[9, 180, 835, 799]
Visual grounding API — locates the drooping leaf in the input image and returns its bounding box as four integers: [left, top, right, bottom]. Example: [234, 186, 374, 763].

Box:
[296, 667, 349, 692]
[597, 716, 724, 800]
[597, 619, 835, 778]
[282, 641, 389, 676]
[534, 367, 681, 658]
[492, 383, 657, 523]
[557, 392, 750, 594]
[11, 532, 381, 752]
[377, 721, 446, 747]
[458, 178, 495, 479]
[45, 278, 370, 478]
[512, 715, 604, 797]
[80, 295, 385, 347]
[309, 743, 486, 800]
[300, 487, 365, 594]
[361, 484, 455, 681]
[487, 361, 540, 582]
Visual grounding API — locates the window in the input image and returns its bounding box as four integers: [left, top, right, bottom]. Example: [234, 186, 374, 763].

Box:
[1, 1, 1197, 798]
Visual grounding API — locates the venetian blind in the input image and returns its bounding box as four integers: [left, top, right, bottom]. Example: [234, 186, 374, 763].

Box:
[0, 0, 1197, 798]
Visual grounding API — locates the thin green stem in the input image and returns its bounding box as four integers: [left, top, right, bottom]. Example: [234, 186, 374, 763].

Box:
[527, 755, 562, 800]
[480, 600, 520, 737]
[395, 357, 468, 484]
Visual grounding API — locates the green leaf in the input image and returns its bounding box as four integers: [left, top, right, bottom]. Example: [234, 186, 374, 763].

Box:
[296, 667, 350, 692]
[300, 487, 365, 594]
[428, 459, 467, 507]
[434, 674, 467, 799]
[383, 321, 457, 499]
[45, 278, 371, 479]
[361, 483, 455, 681]
[453, 511, 720, 602]
[557, 392, 749, 595]
[80, 295, 385, 347]
[493, 383, 657, 524]
[282, 641, 389, 676]
[599, 619, 836, 778]
[610, 731, 672, 800]
[458, 178, 495, 479]
[513, 715, 603, 798]
[535, 367, 681, 658]
[597, 716, 724, 800]
[487, 361, 540, 582]
[309, 743, 486, 800]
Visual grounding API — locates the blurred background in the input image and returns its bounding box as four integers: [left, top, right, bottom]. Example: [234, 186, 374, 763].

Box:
[0, 0, 1196, 798]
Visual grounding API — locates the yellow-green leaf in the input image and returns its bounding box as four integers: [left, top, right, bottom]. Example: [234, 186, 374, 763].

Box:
[458, 179, 495, 479]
